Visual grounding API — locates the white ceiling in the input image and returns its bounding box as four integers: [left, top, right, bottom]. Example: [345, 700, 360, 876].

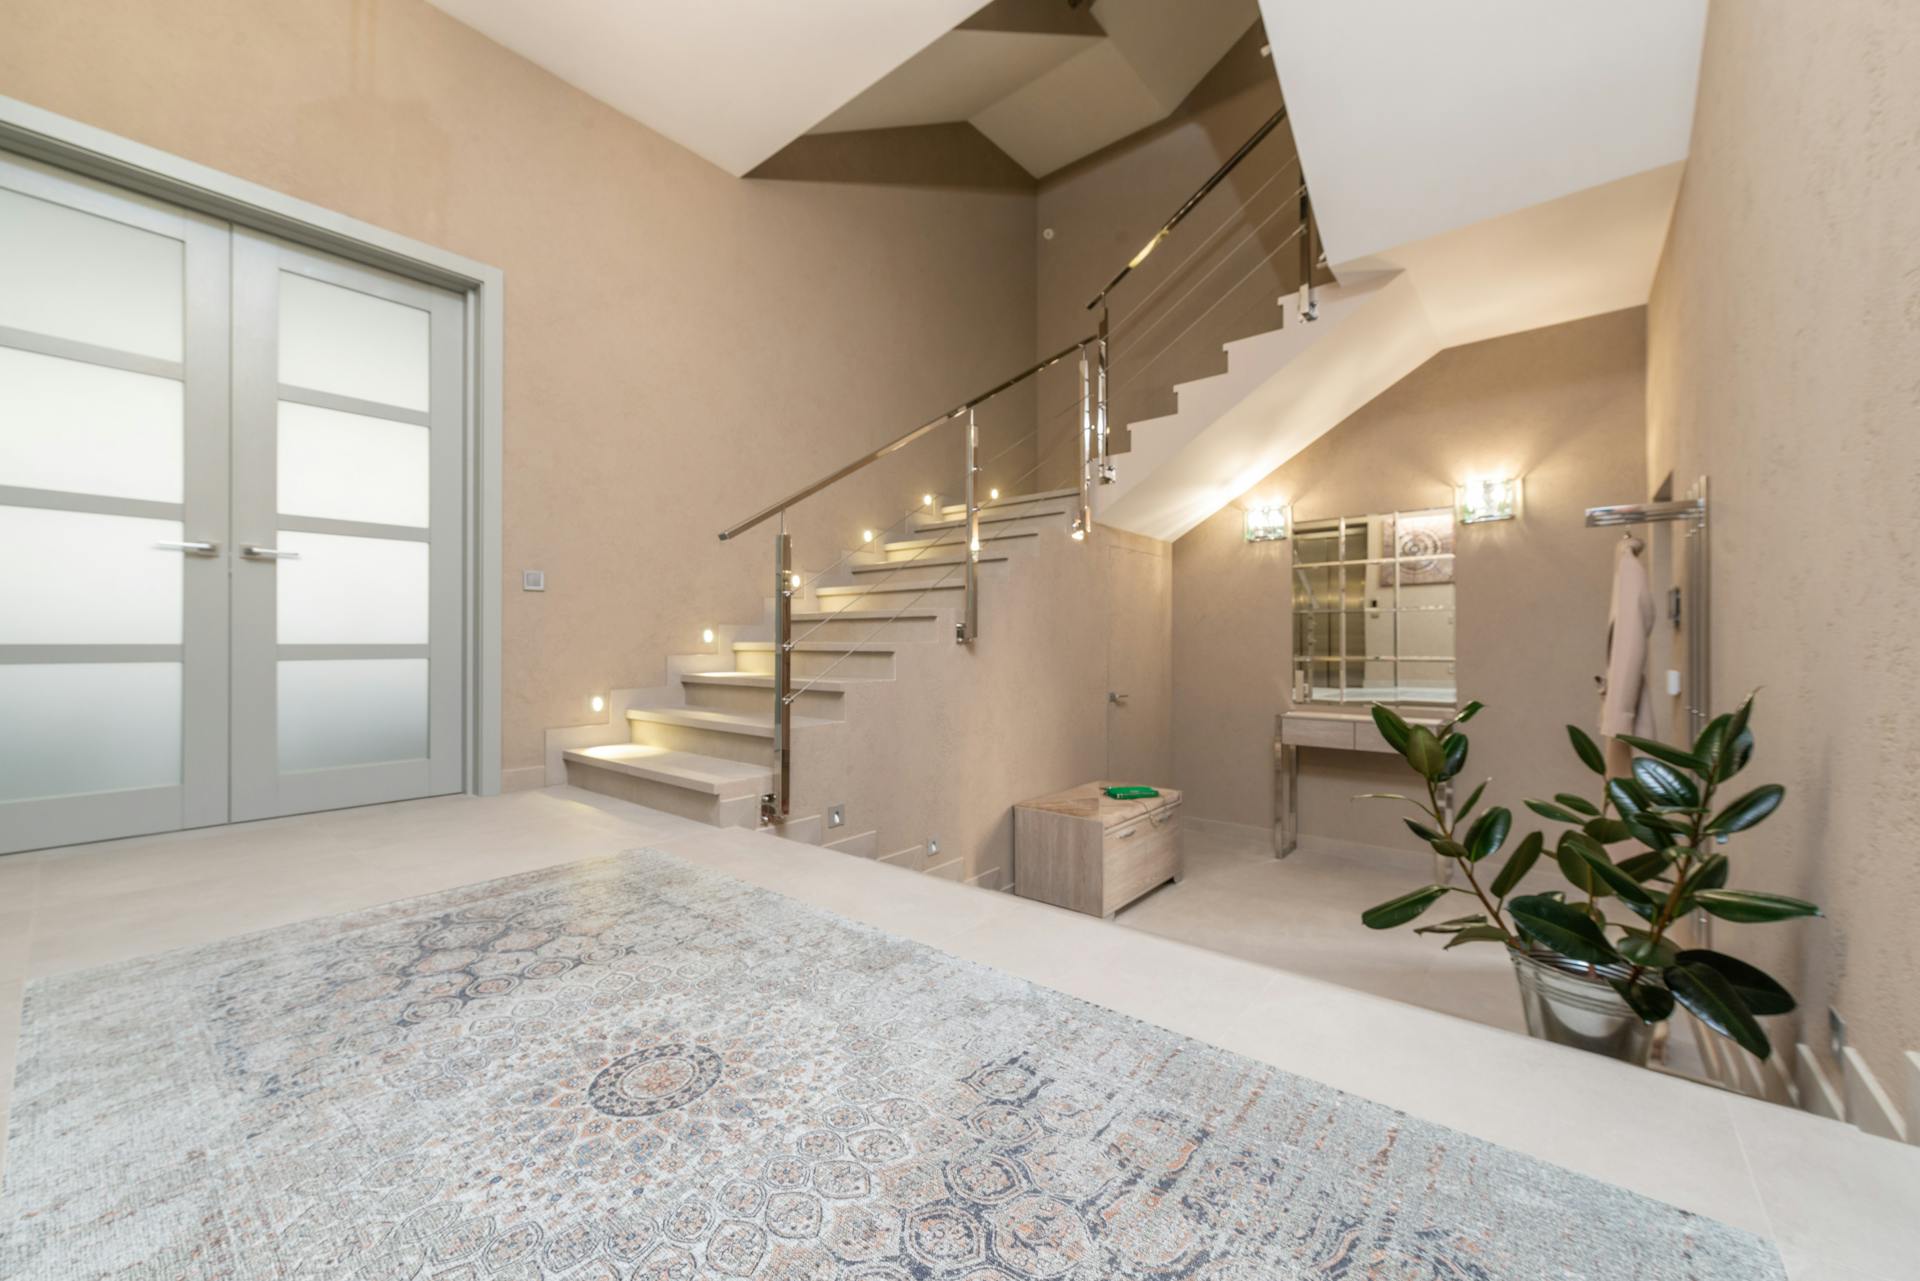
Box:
[1260, 0, 1707, 270]
[423, 0, 984, 177]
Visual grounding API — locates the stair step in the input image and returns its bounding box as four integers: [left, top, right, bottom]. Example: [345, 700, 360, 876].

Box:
[734, 640, 897, 654]
[791, 609, 941, 623]
[734, 639, 896, 678]
[626, 705, 833, 738]
[851, 552, 1006, 574]
[563, 743, 768, 798]
[912, 507, 1071, 534]
[816, 581, 965, 600]
[882, 528, 1038, 556]
[679, 669, 860, 718]
[680, 670, 873, 692]
[937, 487, 1078, 518]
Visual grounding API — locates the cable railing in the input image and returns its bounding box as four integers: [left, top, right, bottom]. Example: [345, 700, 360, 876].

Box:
[716, 102, 1317, 824]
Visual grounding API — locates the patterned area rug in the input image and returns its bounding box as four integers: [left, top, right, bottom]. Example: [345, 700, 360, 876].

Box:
[3, 849, 1786, 1281]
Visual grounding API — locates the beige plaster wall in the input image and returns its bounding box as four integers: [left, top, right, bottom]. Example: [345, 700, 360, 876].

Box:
[1032, 20, 1301, 484]
[0, 0, 1039, 780]
[1171, 310, 1649, 854]
[1646, 0, 1920, 1086]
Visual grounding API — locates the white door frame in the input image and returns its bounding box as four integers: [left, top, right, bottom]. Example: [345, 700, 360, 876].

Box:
[0, 94, 506, 798]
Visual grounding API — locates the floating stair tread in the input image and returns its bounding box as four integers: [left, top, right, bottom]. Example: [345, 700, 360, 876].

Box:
[734, 640, 897, 653]
[937, 487, 1078, 517]
[817, 581, 966, 597]
[915, 508, 1070, 533]
[852, 552, 1007, 573]
[680, 670, 879, 691]
[626, 705, 834, 736]
[563, 744, 769, 797]
[790, 609, 941, 623]
[883, 529, 1038, 554]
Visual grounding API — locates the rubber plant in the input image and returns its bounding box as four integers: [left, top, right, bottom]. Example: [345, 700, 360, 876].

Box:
[1356, 693, 1819, 1060]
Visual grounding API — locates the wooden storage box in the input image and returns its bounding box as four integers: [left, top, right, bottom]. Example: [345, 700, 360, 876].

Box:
[1013, 781, 1183, 918]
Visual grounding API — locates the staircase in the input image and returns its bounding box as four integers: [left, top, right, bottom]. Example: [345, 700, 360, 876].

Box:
[559, 488, 1084, 880]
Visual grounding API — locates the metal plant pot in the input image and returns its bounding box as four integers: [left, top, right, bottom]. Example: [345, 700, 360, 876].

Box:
[1508, 948, 1654, 1066]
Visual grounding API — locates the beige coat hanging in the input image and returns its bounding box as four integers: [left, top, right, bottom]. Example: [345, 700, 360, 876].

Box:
[1600, 536, 1655, 775]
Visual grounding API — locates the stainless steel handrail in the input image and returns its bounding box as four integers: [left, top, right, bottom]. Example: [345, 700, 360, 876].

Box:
[716, 335, 1096, 544]
[1085, 103, 1290, 312]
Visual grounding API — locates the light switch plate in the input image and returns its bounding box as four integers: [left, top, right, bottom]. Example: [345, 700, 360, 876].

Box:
[1666, 669, 1682, 696]
[522, 569, 545, 592]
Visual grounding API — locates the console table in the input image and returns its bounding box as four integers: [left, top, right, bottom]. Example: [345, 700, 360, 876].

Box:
[1273, 709, 1455, 857]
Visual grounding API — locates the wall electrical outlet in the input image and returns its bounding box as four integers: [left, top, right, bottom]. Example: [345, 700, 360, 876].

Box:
[1829, 1006, 1848, 1060]
[926, 838, 939, 858]
[827, 805, 844, 830]
[522, 569, 545, 591]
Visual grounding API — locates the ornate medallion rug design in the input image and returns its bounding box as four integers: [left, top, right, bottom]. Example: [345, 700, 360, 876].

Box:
[2, 849, 1786, 1280]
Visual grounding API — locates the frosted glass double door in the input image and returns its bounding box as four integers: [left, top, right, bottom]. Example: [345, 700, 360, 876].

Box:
[0, 156, 465, 854]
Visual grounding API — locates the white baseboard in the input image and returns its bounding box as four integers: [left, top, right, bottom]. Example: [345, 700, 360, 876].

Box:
[1842, 1046, 1909, 1143]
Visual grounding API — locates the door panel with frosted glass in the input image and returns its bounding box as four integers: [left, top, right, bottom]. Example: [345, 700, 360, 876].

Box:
[0, 157, 229, 855]
[228, 233, 464, 820]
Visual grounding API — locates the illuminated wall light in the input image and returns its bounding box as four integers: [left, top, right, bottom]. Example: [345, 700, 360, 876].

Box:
[989, 488, 1000, 501]
[922, 493, 934, 507]
[1243, 501, 1289, 543]
[861, 529, 874, 543]
[1070, 527, 1086, 542]
[701, 627, 715, 644]
[789, 572, 802, 589]
[589, 694, 606, 714]
[1458, 475, 1520, 524]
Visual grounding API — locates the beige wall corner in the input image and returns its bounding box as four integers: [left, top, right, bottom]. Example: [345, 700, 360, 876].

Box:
[1645, 0, 1920, 1097]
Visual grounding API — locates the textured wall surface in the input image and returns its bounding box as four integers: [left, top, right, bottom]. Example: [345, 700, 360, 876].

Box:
[1646, 0, 1920, 1087]
[1171, 310, 1649, 851]
[0, 0, 1039, 779]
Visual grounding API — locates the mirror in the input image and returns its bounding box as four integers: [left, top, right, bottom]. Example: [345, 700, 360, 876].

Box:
[1291, 507, 1456, 706]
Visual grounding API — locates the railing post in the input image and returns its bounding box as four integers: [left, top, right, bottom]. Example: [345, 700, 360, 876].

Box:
[1096, 307, 1112, 482]
[1076, 343, 1092, 539]
[1298, 189, 1318, 322]
[960, 407, 979, 643]
[767, 530, 792, 824]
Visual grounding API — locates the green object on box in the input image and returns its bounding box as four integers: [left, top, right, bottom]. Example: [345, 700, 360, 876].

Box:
[1103, 785, 1160, 800]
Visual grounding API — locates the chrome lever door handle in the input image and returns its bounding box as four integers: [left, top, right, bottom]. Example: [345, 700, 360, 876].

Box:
[1108, 691, 1129, 705]
[156, 540, 219, 555]
[240, 545, 300, 560]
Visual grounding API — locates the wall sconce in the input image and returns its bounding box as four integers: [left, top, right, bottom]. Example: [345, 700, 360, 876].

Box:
[589, 694, 606, 714]
[1458, 476, 1519, 524]
[701, 627, 716, 644]
[1243, 502, 1289, 543]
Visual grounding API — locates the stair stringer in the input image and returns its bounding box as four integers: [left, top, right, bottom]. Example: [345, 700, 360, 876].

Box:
[1095, 269, 1441, 543]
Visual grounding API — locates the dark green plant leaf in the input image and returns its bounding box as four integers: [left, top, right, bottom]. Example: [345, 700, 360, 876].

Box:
[1444, 925, 1508, 949]
[1439, 732, 1469, 781]
[1414, 913, 1487, 935]
[1690, 852, 1730, 891]
[1723, 691, 1757, 761]
[1615, 850, 1674, 882]
[1554, 793, 1601, 817]
[1362, 885, 1450, 929]
[1490, 830, 1544, 898]
[1456, 781, 1489, 824]
[1567, 724, 1606, 775]
[1371, 704, 1412, 755]
[1583, 818, 1634, 845]
[1631, 756, 1700, 808]
[1465, 806, 1511, 863]
[1611, 977, 1676, 1023]
[1617, 734, 1706, 775]
[1564, 839, 1655, 907]
[1673, 949, 1796, 1016]
[1406, 725, 1447, 780]
[1693, 889, 1820, 923]
[1617, 931, 1679, 967]
[1431, 838, 1470, 861]
[1692, 714, 1754, 783]
[1452, 699, 1485, 726]
[1554, 831, 1612, 899]
[1525, 799, 1584, 824]
[1665, 962, 1772, 1059]
[1404, 817, 1443, 843]
[1509, 894, 1621, 966]
[1706, 784, 1785, 834]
